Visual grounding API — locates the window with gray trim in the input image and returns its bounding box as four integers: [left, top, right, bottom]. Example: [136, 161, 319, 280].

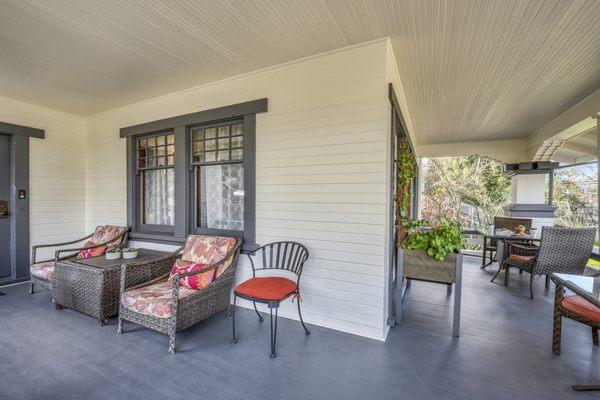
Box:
[123, 98, 266, 250]
[136, 132, 175, 226]
[191, 120, 245, 231]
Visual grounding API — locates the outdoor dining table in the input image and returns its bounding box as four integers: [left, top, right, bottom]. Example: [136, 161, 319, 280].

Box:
[551, 273, 600, 392]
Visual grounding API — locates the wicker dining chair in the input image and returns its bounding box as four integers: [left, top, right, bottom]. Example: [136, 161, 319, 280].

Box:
[502, 226, 596, 299]
[481, 216, 532, 269]
[552, 276, 600, 355]
[118, 235, 242, 353]
[232, 241, 310, 358]
[29, 225, 129, 294]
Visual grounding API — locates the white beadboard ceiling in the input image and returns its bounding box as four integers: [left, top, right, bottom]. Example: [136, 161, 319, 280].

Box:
[0, 0, 599, 145]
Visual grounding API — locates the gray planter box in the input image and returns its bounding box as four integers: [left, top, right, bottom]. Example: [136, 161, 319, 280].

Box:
[395, 248, 463, 337]
[402, 249, 458, 284]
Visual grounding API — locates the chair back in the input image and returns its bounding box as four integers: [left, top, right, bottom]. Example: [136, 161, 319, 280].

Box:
[91, 225, 129, 248]
[181, 235, 239, 278]
[535, 226, 596, 275]
[491, 217, 533, 246]
[247, 242, 309, 279]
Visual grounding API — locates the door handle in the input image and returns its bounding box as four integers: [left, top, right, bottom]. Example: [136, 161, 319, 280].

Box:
[0, 200, 8, 219]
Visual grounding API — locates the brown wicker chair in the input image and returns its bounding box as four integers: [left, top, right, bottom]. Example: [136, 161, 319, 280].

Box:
[29, 225, 129, 294]
[552, 276, 600, 355]
[118, 235, 242, 353]
[502, 226, 596, 299]
[481, 216, 532, 269]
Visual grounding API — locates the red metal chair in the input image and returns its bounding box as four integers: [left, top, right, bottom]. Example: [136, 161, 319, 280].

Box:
[232, 241, 310, 358]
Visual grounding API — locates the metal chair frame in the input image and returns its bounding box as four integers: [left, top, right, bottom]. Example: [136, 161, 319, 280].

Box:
[232, 241, 310, 358]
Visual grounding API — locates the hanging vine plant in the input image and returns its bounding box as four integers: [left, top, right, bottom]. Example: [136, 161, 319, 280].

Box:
[395, 137, 417, 246]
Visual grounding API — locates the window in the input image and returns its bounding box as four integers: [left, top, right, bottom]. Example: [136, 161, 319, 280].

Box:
[191, 121, 245, 231]
[123, 99, 266, 250]
[136, 132, 175, 230]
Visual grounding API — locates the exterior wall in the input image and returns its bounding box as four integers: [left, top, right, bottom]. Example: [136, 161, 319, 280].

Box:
[0, 96, 87, 260]
[85, 40, 391, 340]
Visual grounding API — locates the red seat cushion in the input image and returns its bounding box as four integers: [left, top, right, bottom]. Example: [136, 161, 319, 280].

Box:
[508, 254, 534, 263]
[235, 277, 297, 301]
[562, 295, 600, 323]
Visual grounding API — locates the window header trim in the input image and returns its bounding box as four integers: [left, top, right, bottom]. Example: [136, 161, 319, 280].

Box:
[119, 98, 268, 138]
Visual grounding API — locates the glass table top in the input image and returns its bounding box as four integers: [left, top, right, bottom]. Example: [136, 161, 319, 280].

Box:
[553, 273, 600, 306]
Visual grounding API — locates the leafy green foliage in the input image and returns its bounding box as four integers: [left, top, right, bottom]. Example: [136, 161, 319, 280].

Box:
[395, 138, 417, 229]
[403, 220, 463, 260]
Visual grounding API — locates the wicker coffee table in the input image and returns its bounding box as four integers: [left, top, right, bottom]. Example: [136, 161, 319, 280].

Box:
[53, 249, 168, 325]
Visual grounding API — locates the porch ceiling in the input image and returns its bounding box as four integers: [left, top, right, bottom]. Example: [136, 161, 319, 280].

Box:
[0, 0, 599, 149]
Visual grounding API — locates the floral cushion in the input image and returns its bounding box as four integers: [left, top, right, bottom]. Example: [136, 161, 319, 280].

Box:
[169, 259, 215, 290]
[120, 282, 197, 318]
[90, 225, 127, 249]
[30, 261, 55, 281]
[77, 240, 107, 260]
[181, 235, 237, 278]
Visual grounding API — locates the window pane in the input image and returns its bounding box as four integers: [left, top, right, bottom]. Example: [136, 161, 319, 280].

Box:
[231, 123, 243, 136]
[218, 138, 230, 149]
[143, 169, 175, 225]
[199, 164, 244, 230]
[147, 137, 156, 147]
[231, 136, 243, 148]
[205, 128, 216, 139]
[205, 140, 217, 151]
[217, 150, 229, 161]
[156, 135, 165, 146]
[167, 134, 174, 144]
[205, 152, 216, 162]
[231, 148, 243, 160]
[218, 126, 229, 137]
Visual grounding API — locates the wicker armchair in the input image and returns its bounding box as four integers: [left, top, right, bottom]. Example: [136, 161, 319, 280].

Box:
[118, 235, 242, 353]
[502, 226, 596, 299]
[481, 216, 532, 269]
[29, 225, 129, 294]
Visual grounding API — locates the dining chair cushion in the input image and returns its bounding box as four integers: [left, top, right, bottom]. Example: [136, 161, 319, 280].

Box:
[90, 225, 128, 249]
[30, 261, 55, 281]
[508, 254, 534, 263]
[235, 277, 297, 301]
[181, 235, 237, 278]
[77, 240, 107, 260]
[120, 281, 198, 318]
[562, 295, 600, 324]
[169, 259, 215, 290]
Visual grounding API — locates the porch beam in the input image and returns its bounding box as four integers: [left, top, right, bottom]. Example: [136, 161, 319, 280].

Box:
[416, 138, 528, 163]
[527, 88, 600, 150]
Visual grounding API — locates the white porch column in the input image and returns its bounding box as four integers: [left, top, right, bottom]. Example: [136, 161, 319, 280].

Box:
[505, 170, 555, 230]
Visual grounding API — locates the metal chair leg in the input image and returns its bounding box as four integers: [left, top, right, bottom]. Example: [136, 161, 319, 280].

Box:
[232, 295, 238, 344]
[29, 282, 34, 294]
[545, 275, 551, 289]
[270, 306, 278, 358]
[297, 295, 310, 335]
[593, 327, 599, 347]
[253, 301, 264, 322]
[530, 274, 535, 299]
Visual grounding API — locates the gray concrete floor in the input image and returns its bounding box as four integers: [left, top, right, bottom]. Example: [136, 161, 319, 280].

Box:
[1, 256, 600, 400]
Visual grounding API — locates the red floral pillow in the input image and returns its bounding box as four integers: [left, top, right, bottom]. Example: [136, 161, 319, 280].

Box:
[169, 259, 216, 290]
[77, 241, 107, 259]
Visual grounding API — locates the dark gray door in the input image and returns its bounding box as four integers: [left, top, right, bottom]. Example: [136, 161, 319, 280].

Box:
[0, 134, 11, 277]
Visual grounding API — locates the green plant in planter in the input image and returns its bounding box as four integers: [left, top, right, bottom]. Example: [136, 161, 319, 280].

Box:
[404, 220, 463, 260]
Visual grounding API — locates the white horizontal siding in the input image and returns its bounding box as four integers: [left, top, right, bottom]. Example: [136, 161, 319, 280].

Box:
[85, 40, 390, 340]
[0, 96, 86, 261]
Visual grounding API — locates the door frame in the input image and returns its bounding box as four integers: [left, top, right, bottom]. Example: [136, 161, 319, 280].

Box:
[0, 122, 44, 286]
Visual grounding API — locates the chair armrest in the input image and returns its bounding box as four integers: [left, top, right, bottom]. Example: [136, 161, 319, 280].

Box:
[507, 243, 539, 252]
[31, 234, 93, 264]
[119, 246, 184, 294]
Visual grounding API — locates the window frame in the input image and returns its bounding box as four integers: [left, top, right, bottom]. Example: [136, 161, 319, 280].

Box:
[133, 130, 176, 235]
[124, 99, 265, 250]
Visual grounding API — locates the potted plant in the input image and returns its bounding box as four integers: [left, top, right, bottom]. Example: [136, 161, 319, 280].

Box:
[401, 220, 463, 284]
[121, 248, 139, 259]
[105, 247, 122, 260]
